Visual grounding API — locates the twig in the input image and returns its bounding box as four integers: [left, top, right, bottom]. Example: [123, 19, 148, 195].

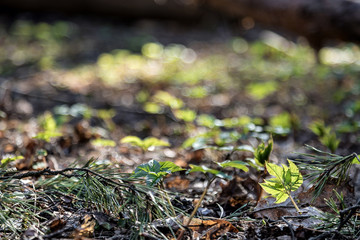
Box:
[177, 177, 216, 240]
[308, 230, 351, 240]
[0, 167, 130, 189]
[251, 205, 297, 214]
[281, 216, 295, 240]
[42, 225, 74, 239]
[337, 198, 360, 231]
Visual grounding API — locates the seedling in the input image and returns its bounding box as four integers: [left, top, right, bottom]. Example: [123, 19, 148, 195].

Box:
[131, 159, 184, 216]
[132, 159, 184, 187]
[1, 155, 24, 169]
[120, 136, 170, 153]
[309, 120, 340, 153]
[173, 109, 197, 123]
[260, 160, 303, 213]
[254, 137, 273, 167]
[91, 138, 116, 147]
[34, 112, 62, 142]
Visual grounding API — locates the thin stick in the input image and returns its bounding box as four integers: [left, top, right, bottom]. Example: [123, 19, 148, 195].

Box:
[177, 177, 216, 240]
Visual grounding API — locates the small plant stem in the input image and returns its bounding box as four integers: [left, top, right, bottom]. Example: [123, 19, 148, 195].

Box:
[288, 194, 301, 214]
[161, 181, 176, 216]
[177, 176, 216, 240]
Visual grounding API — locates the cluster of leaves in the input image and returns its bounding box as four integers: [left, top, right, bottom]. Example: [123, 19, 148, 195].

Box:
[309, 120, 340, 153]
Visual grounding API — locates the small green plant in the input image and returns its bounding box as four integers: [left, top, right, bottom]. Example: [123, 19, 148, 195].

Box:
[268, 112, 294, 135]
[120, 136, 170, 152]
[91, 138, 116, 147]
[254, 137, 273, 166]
[1, 154, 24, 168]
[132, 159, 184, 187]
[246, 81, 278, 100]
[309, 120, 340, 153]
[144, 91, 184, 114]
[260, 160, 303, 213]
[132, 159, 184, 217]
[173, 109, 197, 123]
[34, 112, 62, 142]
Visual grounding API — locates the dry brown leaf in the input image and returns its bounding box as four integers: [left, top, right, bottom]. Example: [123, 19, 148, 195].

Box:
[71, 214, 96, 238]
[181, 216, 238, 239]
[165, 176, 190, 191]
[48, 217, 66, 232]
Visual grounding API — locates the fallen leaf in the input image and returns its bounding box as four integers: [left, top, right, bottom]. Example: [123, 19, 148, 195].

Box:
[181, 216, 238, 239]
[165, 176, 190, 191]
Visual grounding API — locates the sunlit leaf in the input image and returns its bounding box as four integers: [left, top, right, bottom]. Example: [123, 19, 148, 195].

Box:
[142, 137, 170, 150]
[187, 164, 231, 180]
[91, 139, 116, 147]
[196, 114, 216, 128]
[1, 155, 24, 168]
[260, 160, 303, 204]
[120, 136, 143, 146]
[132, 159, 184, 186]
[173, 109, 197, 122]
[217, 160, 249, 172]
[254, 137, 273, 166]
[34, 131, 62, 142]
[144, 102, 162, 114]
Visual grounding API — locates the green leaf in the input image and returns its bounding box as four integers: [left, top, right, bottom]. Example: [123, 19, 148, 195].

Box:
[91, 138, 116, 147]
[254, 137, 273, 166]
[260, 160, 303, 204]
[121, 136, 170, 151]
[159, 161, 184, 173]
[144, 102, 162, 114]
[153, 91, 183, 109]
[34, 131, 62, 142]
[132, 159, 184, 186]
[265, 162, 283, 179]
[187, 164, 231, 180]
[1, 155, 24, 168]
[309, 120, 330, 137]
[173, 109, 197, 122]
[142, 137, 170, 150]
[352, 157, 360, 164]
[217, 160, 249, 172]
[319, 132, 340, 153]
[120, 136, 143, 146]
[196, 114, 217, 129]
[235, 145, 255, 152]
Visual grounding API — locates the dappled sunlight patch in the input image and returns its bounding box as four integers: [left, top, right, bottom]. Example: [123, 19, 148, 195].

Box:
[246, 81, 278, 100]
[321, 45, 360, 65]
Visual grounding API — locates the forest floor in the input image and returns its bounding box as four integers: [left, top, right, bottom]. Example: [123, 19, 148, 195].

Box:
[0, 13, 360, 239]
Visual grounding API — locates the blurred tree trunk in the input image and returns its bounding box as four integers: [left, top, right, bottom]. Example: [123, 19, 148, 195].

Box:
[204, 0, 360, 52]
[2, 0, 360, 51]
[0, 0, 202, 19]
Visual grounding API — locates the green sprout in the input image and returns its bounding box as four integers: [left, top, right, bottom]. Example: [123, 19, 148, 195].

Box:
[91, 138, 116, 147]
[1, 155, 24, 168]
[132, 159, 184, 216]
[309, 120, 340, 153]
[254, 137, 273, 166]
[260, 160, 303, 213]
[34, 112, 62, 142]
[132, 159, 184, 187]
[120, 136, 170, 152]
